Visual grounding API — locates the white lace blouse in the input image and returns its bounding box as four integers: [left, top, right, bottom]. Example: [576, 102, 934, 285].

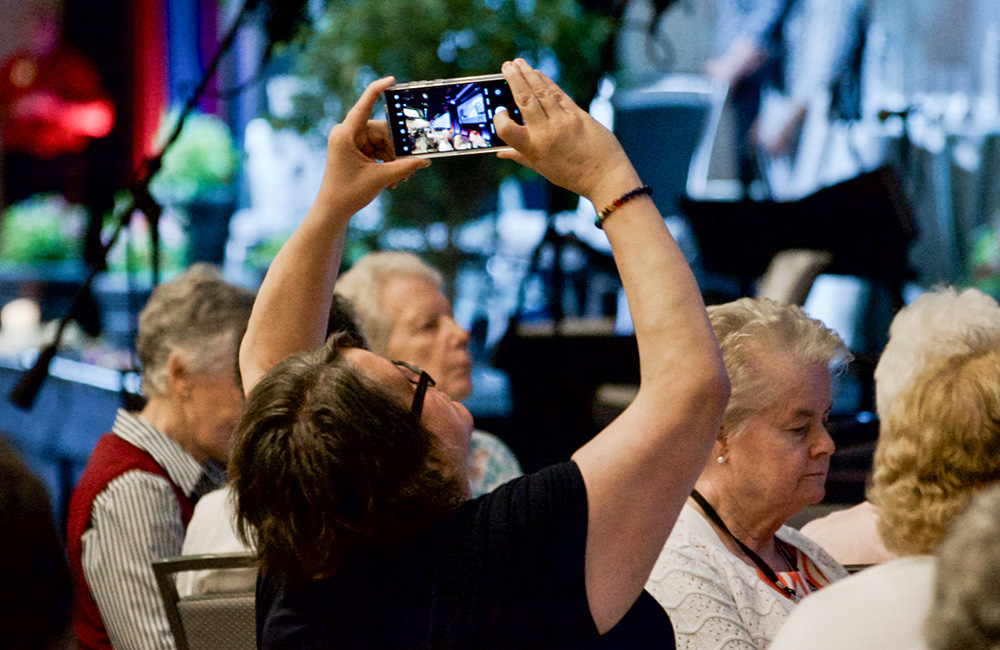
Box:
[646, 503, 848, 649]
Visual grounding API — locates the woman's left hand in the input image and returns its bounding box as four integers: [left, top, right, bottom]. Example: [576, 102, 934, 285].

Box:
[493, 59, 638, 212]
[317, 76, 430, 218]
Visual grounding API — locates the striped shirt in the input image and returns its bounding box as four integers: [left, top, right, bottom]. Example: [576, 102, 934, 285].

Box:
[80, 410, 224, 650]
[765, 544, 834, 600]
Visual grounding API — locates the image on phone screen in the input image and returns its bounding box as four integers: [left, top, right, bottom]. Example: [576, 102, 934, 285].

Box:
[384, 74, 522, 158]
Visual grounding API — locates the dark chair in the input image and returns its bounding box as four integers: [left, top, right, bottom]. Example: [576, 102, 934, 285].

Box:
[611, 73, 726, 218]
[680, 166, 917, 295]
[151, 552, 257, 650]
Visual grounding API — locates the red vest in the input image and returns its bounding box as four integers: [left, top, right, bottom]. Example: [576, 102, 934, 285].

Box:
[66, 433, 196, 650]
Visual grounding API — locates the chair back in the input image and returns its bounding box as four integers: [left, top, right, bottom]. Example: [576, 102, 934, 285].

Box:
[152, 552, 257, 650]
[611, 74, 726, 217]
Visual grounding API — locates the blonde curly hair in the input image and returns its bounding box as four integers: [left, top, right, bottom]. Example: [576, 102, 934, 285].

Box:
[708, 297, 850, 441]
[870, 333, 1000, 556]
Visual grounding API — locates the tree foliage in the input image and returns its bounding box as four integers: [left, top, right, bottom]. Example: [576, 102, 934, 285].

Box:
[281, 0, 615, 228]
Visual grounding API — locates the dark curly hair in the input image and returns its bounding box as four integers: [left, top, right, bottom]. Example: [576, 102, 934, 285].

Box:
[228, 332, 465, 579]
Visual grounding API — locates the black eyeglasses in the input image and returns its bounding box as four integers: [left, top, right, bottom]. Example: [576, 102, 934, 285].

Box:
[392, 360, 436, 418]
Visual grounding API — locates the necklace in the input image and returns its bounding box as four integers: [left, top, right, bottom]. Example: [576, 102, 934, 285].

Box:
[690, 489, 802, 602]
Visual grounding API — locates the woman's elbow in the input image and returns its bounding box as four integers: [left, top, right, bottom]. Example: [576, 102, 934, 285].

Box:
[704, 361, 731, 412]
[675, 361, 730, 422]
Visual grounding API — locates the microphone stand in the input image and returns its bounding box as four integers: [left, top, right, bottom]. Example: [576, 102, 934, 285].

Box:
[9, 0, 263, 410]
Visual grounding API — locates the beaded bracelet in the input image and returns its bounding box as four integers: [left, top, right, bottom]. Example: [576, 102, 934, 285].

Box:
[594, 185, 653, 229]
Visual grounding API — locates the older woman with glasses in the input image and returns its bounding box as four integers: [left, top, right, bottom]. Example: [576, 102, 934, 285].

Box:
[645, 297, 850, 649]
[229, 58, 730, 648]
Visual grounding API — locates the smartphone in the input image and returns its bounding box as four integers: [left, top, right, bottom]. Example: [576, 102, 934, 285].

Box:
[383, 73, 522, 158]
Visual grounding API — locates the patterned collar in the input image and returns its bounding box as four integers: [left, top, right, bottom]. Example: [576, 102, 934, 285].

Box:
[111, 409, 226, 499]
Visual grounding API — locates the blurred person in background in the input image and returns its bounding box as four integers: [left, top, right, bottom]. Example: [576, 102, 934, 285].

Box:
[925, 483, 1000, 650]
[66, 264, 253, 650]
[754, 0, 868, 199]
[707, 0, 792, 192]
[0, 434, 73, 650]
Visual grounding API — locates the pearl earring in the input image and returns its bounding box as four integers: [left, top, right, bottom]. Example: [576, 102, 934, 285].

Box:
[716, 455, 725, 464]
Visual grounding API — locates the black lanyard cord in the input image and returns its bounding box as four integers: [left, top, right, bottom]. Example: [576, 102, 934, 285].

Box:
[690, 489, 802, 602]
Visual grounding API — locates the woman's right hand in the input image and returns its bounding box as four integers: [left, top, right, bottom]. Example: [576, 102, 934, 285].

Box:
[317, 76, 430, 219]
[493, 59, 641, 212]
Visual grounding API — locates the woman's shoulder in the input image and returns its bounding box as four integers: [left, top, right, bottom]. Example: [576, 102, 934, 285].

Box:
[457, 460, 587, 529]
[650, 504, 745, 586]
[647, 505, 796, 647]
[667, 502, 717, 542]
[807, 555, 935, 599]
[768, 557, 936, 650]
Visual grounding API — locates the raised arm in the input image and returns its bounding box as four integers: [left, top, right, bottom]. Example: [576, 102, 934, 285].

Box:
[494, 59, 730, 633]
[239, 77, 429, 392]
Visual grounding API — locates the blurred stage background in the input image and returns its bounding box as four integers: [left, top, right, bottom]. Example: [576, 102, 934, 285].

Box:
[1, 0, 998, 527]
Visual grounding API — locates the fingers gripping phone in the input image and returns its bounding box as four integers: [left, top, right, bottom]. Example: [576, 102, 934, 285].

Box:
[383, 73, 523, 158]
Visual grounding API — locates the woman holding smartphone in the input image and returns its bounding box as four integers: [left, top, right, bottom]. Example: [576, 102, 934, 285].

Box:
[231, 59, 729, 649]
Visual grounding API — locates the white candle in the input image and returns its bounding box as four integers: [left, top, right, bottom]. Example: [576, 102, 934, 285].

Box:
[1, 298, 41, 337]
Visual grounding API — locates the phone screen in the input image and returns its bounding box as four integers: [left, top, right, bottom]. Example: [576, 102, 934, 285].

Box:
[384, 74, 522, 158]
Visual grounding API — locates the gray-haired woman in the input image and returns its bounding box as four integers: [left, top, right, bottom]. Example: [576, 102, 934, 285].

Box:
[66, 263, 254, 650]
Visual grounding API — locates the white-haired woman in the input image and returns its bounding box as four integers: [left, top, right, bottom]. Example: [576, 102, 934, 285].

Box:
[771, 335, 1000, 650]
[646, 297, 850, 649]
[336, 251, 522, 496]
[66, 264, 254, 650]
